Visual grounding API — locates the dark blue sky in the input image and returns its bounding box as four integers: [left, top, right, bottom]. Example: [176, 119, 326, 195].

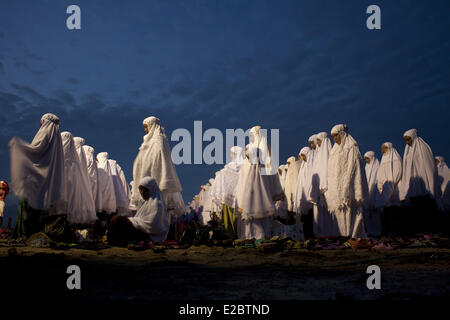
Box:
[1, 0, 450, 221]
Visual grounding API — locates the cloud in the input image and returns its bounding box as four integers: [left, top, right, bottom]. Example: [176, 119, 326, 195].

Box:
[66, 77, 81, 85]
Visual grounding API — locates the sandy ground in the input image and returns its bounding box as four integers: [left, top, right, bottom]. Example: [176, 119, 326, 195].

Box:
[1, 245, 449, 301]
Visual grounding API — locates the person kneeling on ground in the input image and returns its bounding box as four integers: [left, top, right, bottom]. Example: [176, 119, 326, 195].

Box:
[107, 176, 169, 247]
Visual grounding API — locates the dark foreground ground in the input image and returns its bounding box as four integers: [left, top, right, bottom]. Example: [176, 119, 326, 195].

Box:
[1, 245, 449, 301]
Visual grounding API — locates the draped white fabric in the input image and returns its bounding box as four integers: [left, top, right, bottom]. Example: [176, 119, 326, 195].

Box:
[82, 145, 103, 212]
[116, 163, 131, 201]
[327, 124, 367, 238]
[284, 156, 301, 211]
[435, 156, 449, 191]
[364, 151, 380, 209]
[9, 113, 67, 214]
[128, 176, 169, 243]
[308, 132, 332, 202]
[376, 142, 402, 208]
[96, 152, 117, 213]
[400, 129, 440, 202]
[294, 147, 313, 215]
[61, 132, 97, 224]
[108, 159, 130, 214]
[132, 116, 184, 215]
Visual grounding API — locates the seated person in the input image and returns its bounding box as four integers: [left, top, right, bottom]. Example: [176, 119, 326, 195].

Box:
[107, 176, 169, 246]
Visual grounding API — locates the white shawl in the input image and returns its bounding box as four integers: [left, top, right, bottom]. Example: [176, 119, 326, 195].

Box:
[284, 156, 301, 211]
[364, 151, 380, 209]
[9, 113, 66, 214]
[61, 132, 97, 224]
[129, 176, 169, 243]
[108, 159, 130, 214]
[96, 152, 117, 213]
[376, 142, 402, 208]
[294, 147, 313, 215]
[309, 131, 332, 202]
[435, 156, 449, 191]
[82, 145, 103, 212]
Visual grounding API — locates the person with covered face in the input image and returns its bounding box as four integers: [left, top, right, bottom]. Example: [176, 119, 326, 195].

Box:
[400, 129, 440, 233]
[107, 176, 169, 246]
[375, 142, 402, 235]
[363, 151, 381, 236]
[61, 132, 97, 226]
[9, 113, 67, 239]
[326, 124, 368, 238]
[132, 116, 185, 220]
[308, 132, 334, 238]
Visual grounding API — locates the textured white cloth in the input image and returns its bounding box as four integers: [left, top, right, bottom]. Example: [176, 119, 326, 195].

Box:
[435, 156, 449, 191]
[364, 151, 380, 209]
[129, 176, 169, 243]
[9, 113, 67, 214]
[96, 152, 117, 213]
[376, 142, 402, 208]
[82, 145, 103, 212]
[400, 129, 440, 202]
[284, 156, 301, 211]
[327, 124, 367, 238]
[61, 132, 97, 224]
[310, 132, 332, 199]
[294, 147, 313, 215]
[108, 159, 130, 215]
[132, 116, 184, 215]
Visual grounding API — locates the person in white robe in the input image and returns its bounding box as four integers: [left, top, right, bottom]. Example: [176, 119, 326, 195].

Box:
[308, 134, 318, 162]
[307, 132, 334, 238]
[82, 145, 103, 213]
[107, 176, 169, 246]
[294, 147, 313, 217]
[284, 156, 301, 213]
[275, 164, 288, 221]
[435, 156, 449, 191]
[363, 151, 381, 236]
[375, 142, 403, 235]
[132, 116, 185, 219]
[326, 124, 367, 238]
[61, 132, 97, 225]
[96, 152, 117, 214]
[9, 113, 66, 215]
[108, 159, 130, 215]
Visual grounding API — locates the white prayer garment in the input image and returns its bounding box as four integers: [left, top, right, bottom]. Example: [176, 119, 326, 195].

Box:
[9, 113, 67, 214]
[364, 151, 380, 209]
[435, 156, 449, 191]
[108, 159, 130, 215]
[375, 142, 402, 208]
[326, 124, 367, 238]
[96, 152, 117, 214]
[294, 147, 313, 216]
[82, 145, 103, 212]
[241, 145, 276, 239]
[132, 116, 184, 216]
[278, 165, 287, 190]
[128, 176, 169, 243]
[73, 137, 97, 208]
[308, 134, 318, 162]
[400, 129, 440, 202]
[284, 156, 301, 212]
[61, 132, 97, 224]
[116, 162, 131, 201]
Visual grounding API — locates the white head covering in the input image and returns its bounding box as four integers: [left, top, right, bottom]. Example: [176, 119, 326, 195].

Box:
[284, 155, 302, 211]
[8, 113, 66, 214]
[326, 124, 367, 213]
[375, 142, 402, 207]
[108, 159, 130, 214]
[400, 129, 440, 201]
[61, 132, 97, 224]
[294, 147, 313, 214]
[96, 152, 117, 213]
[128, 176, 169, 243]
[308, 131, 332, 201]
[364, 151, 380, 209]
[82, 145, 103, 211]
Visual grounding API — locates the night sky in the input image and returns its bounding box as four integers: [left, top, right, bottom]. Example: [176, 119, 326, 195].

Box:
[1, 0, 450, 223]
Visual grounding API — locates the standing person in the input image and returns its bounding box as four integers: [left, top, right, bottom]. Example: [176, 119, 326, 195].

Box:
[108, 159, 130, 216]
[284, 156, 301, 214]
[363, 151, 381, 236]
[308, 132, 334, 238]
[400, 129, 440, 233]
[61, 132, 97, 225]
[9, 113, 67, 239]
[83, 145, 103, 213]
[435, 156, 449, 191]
[375, 142, 402, 235]
[327, 124, 367, 238]
[0, 181, 9, 227]
[294, 147, 313, 237]
[107, 176, 169, 247]
[308, 134, 318, 162]
[132, 116, 184, 220]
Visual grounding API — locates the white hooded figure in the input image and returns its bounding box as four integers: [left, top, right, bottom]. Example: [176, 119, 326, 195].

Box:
[96, 152, 117, 214]
[108, 159, 130, 215]
[326, 124, 367, 238]
[294, 147, 313, 217]
[198, 179, 214, 225]
[82, 145, 103, 212]
[307, 131, 334, 238]
[363, 151, 381, 236]
[116, 163, 131, 202]
[400, 129, 440, 203]
[61, 132, 97, 224]
[240, 144, 276, 239]
[278, 164, 287, 190]
[435, 156, 449, 191]
[275, 164, 288, 220]
[9, 113, 67, 214]
[308, 134, 318, 163]
[376, 142, 403, 208]
[284, 156, 301, 212]
[73, 137, 96, 208]
[132, 116, 184, 218]
[128, 176, 169, 244]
